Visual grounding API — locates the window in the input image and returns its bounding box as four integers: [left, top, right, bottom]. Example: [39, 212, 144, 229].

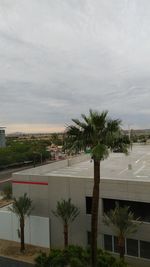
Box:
[114, 236, 120, 253]
[86, 196, 92, 214]
[103, 198, 150, 222]
[104, 234, 113, 252]
[87, 231, 91, 245]
[126, 238, 138, 257]
[103, 234, 150, 260]
[140, 241, 150, 259]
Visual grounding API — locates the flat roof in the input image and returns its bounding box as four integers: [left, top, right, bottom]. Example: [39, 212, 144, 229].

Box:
[46, 145, 150, 182]
[14, 145, 150, 182]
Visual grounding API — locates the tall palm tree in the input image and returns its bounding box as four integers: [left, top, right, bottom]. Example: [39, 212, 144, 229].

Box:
[103, 203, 140, 260]
[64, 109, 129, 267]
[52, 198, 80, 247]
[9, 193, 33, 252]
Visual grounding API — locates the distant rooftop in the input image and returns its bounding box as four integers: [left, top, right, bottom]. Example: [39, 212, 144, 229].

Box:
[13, 145, 150, 183]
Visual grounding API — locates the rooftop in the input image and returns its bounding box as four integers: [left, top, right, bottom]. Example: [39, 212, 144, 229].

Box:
[14, 145, 150, 183]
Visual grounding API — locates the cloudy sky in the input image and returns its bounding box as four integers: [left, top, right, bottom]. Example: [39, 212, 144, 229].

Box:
[0, 0, 150, 133]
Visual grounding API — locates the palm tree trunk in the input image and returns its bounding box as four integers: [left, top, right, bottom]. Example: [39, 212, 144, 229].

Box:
[91, 159, 100, 267]
[119, 245, 125, 260]
[20, 218, 25, 252]
[64, 223, 68, 248]
[118, 236, 125, 260]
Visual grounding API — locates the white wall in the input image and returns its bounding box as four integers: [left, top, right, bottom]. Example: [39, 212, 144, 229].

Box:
[0, 210, 50, 248]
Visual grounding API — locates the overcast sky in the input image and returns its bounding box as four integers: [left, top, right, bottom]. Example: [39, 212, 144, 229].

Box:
[0, 0, 150, 133]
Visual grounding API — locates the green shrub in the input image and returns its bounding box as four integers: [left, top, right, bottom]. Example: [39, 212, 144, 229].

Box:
[3, 183, 12, 200]
[35, 246, 128, 267]
[49, 249, 68, 267]
[97, 249, 127, 267]
[35, 246, 89, 267]
[64, 245, 89, 266]
[34, 252, 50, 267]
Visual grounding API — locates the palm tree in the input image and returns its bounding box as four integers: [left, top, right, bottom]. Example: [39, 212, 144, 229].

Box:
[64, 109, 129, 267]
[52, 198, 80, 247]
[103, 202, 140, 260]
[9, 193, 33, 252]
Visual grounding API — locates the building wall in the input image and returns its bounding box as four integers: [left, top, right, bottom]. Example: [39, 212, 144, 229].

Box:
[12, 174, 93, 248]
[13, 173, 150, 244]
[0, 210, 50, 248]
[12, 159, 150, 266]
[100, 178, 150, 267]
[12, 174, 49, 217]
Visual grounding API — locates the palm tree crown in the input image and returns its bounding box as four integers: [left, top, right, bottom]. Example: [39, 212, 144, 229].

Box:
[104, 203, 140, 259]
[9, 193, 33, 219]
[65, 109, 127, 159]
[104, 203, 139, 237]
[9, 193, 33, 252]
[53, 198, 80, 225]
[52, 198, 80, 247]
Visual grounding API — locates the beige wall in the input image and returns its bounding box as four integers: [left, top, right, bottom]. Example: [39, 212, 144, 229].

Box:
[12, 173, 93, 248]
[12, 165, 150, 266]
[100, 178, 150, 267]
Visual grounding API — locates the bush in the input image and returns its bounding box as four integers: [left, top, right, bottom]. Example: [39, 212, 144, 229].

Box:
[34, 252, 50, 267]
[35, 246, 128, 267]
[97, 249, 127, 267]
[3, 183, 12, 200]
[35, 246, 89, 267]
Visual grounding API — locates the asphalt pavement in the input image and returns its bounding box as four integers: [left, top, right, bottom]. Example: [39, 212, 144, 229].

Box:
[0, 256, 34, 267]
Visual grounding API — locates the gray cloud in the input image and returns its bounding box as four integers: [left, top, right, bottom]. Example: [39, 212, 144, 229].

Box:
[0, 0, 150, 132]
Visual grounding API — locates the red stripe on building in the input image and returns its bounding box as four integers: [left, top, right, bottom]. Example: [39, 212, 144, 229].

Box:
[12, 180, 48, 186]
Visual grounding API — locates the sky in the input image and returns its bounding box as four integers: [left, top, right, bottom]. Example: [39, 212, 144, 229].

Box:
[0, 0, 150, 133]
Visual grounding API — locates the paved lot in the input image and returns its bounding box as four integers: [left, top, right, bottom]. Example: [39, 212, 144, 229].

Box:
[0, 256, 34, 267]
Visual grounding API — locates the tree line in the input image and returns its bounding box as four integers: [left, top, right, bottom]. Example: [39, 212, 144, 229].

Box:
[0, 140, 50, 169]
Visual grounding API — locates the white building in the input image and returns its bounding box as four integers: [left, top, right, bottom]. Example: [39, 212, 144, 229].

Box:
[12, 145, 150, 267]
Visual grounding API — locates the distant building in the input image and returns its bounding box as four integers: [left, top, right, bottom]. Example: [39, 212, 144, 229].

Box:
[0, 127, 6, 148]
[47, 144, 66, 160]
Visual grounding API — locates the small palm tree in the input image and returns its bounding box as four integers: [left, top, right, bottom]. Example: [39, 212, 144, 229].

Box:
[64, 109, 129, 267]
[9, 193, 33, 252]
[52, 198, 80, 247]
[103, 202, 140, 260]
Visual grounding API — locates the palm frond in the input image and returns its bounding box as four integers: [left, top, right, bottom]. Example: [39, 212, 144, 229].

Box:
[9, 193, 33, 219]
[52, 198, 80, 225]
[103, 202, 140, 238]
[64, 109, 129, 160]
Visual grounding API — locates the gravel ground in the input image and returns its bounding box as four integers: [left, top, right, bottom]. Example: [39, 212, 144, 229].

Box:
[0, 239, 49, 264]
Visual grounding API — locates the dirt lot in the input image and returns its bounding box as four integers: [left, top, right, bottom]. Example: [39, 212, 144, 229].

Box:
[0, 239, 49, 263]
[0, 199, 13, 208]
